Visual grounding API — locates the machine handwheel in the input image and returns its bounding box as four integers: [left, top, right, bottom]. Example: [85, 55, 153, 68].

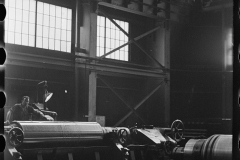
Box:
[8, 127, 24, 147]
[171, 119, 184, 142]
[117, 129, 129, 145]
[164, 140, 175, 155]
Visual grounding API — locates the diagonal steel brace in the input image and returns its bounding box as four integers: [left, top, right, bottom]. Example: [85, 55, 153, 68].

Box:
[100, 25, 163, 59]
[98, 75, 147, 125]
[98, 9, 165, 69]
[114, 80, 165, 127]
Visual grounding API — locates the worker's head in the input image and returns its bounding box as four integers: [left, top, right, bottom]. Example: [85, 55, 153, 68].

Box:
[21, 96, 30, 107]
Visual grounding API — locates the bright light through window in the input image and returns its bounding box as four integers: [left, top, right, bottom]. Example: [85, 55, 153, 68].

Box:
[4, 0, 72, 53]
[97, 16, 129, 61]
[5, 0, 36, 47]
[36, 2, 72, 52]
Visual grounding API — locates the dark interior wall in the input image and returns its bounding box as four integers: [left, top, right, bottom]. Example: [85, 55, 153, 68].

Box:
[170, 8, 233, 121]
[96, 75, 165, 127]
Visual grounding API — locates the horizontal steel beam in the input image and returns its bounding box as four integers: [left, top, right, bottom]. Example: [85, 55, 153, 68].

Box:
[76, 61, 166, 78]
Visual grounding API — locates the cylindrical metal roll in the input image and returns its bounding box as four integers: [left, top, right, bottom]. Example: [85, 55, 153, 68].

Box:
[201, 134, 232, 160]
[10, 121, 104, 144]
[211, 135, 232, 160]
[184, 139, 205, 160]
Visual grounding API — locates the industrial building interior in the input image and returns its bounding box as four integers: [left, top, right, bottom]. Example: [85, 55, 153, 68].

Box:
[2, 0, 238, 160]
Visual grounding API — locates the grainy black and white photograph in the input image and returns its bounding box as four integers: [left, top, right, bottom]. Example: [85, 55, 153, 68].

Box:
[1, 0, 239, 160]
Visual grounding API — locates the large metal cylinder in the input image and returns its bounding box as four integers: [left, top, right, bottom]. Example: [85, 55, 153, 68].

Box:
[10, 121, 104, 144]
[172, 134, 232, 160]
[201, 135, 232, 160]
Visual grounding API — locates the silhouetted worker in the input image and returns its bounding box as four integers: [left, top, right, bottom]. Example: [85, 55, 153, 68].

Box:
[5, 96, 53, 124]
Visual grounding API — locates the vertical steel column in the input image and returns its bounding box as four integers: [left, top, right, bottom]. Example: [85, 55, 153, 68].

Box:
[74, 0, 80, 121]
[88, 10, 98, 122]
[221, 7, 226, 118]
[164, 21, 170, 127]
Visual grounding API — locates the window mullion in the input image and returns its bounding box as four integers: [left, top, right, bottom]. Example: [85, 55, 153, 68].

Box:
[34, 0, 37, 47]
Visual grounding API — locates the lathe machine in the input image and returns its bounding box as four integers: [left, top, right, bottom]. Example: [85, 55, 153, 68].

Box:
[3, 120, 232, 160]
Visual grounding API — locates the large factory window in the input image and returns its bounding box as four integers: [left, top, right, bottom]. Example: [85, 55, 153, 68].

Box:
[5, 0, 36, 46]
[36, 2, 72, 52]
[5, 0, 72, 53]
[97, 15, 129, 61]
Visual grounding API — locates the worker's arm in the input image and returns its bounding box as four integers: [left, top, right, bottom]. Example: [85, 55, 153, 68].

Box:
[30, 107, 54, 121]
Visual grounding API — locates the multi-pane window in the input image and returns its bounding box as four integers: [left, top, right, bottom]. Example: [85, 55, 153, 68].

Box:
[5, 0, 36, 46]
[97, 16, 129, 61]
[5, 0, 72, 53]
[36, 2, 72, 52]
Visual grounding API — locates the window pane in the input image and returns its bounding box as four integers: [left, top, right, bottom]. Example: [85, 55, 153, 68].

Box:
[16, 9, 22, 21]
[61, 30, 66, 41]
[67, 20, 71, 30]
[50, 16, 55, 27]
[44, 3, 49, 15]
[62, 7, 67, 19]
[124, 46, 128, 52]
[56, 17, 61, 28]
[23, 10, 29, 22]
[100, 16, 105, 27]
[61, 19, 66, 30]
[56, 6, 61, 18]
[29, 35, 34, 46]
[15, 21, 22, 33]
[8, 20, 15, 32]
[67, 9, 71, 19]
[15, 33, 21, 44]
[111, 29, 115, 39]
[67, 31, 71, 41]
[55, 40, 60, 50]
[49, 39, 54, 50]
[29, 0, 35, 12]
[115, 40, 119, 48]
[100, 27, 104, 37]
[67, 42, 71, 52]
[22, 22, 29, 34]
[125, 22, 128, 32]
[120, 51, 125, 61]
[36, 36, 42, 47]
[100, 37, 104, 47]
[106, 38, 110, 48]
[29, 12, 35, 23]
[115, 50, 119, 60]
[120, 33, 124, 41]
[50, 5, 55, 16]
[23, 0, 29, 10]
[5, 19, 9, 31]
[43, 37, 48, 49]
[43, 26, 49, 37]
[16, 0, 22, 9]
[37, 2, 43, 13]
[37, 25, 42, 36]
[8, 32, 14, 43]
[61, 41, 66, 52]
[37, 13, 43, 24]
[116, 29, 120, 39]
[106, 18, 110, 28]
[9, 0, 16, 8]
[49, 28, 55, 39]
[22, 34, 28, 46]
[55, 29, 60, 39]
[99, 47, 104, 56]
[43, 15, 49, 26]
[9, 8, 16, 20]
[6, 7, 9, 19]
